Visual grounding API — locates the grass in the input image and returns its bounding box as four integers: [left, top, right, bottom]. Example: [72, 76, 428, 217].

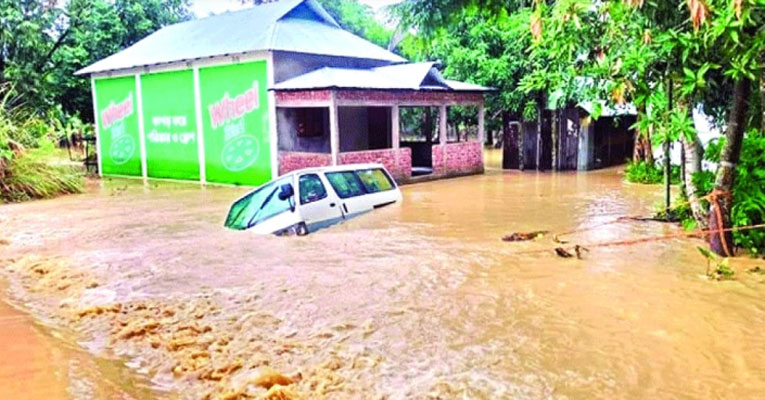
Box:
[1, 146, 84, 203]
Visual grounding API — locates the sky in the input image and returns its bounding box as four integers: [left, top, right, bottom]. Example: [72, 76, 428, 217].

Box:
[192, 0, 403, 17]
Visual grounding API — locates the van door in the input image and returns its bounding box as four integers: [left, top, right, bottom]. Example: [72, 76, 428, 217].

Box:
[297, 173, 343, 232]
[323, 170, 374, 217]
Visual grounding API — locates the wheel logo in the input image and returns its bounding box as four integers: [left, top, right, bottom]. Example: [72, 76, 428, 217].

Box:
[221, 135, 260, 172]
[110, 135, 136, 165]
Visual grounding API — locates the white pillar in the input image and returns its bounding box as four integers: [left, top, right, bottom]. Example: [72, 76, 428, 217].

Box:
[90, 77, 103, 177]
[329, 91, 340, 165]
[478, 104, 485, 144]
[438, 105, 447, 171]
[266, 52, 279, 179]
[135, 73, 148, 181]
[391, 105, 400, 149]
[192, 67, 206, 185]
[439, 105, 447, 145]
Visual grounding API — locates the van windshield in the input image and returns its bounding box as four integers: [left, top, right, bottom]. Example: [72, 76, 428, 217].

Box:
[225, 178, 292, 230]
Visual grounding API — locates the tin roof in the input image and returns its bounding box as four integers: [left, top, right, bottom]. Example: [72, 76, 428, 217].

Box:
[272, 62, 492, 92]
[76, 0, 405, 75]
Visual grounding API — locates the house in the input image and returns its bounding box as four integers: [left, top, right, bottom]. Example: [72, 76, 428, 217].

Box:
[77, 0, 490, 187]
[502, 102, 637, 171]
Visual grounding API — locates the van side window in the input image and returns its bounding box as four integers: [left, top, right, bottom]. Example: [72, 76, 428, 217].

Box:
[299, 174, 327, 204]
[326, 171, 367, 199]
[356, 168, 395, 193]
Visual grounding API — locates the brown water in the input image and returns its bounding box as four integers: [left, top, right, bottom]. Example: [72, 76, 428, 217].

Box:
[2, 153, 765, 399]
[0, 291, 165, 400]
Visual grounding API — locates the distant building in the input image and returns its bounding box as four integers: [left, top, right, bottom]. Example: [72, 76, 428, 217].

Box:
[77, 0, 489, 186]
[503, 102, 637, 171]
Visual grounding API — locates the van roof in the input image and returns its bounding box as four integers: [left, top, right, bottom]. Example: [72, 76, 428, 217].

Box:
[279, 163, 386, 178]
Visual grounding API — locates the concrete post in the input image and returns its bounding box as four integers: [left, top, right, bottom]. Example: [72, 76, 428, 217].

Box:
[391, 105, 400, 149]
[478, 104, 485, 144]
[135, 73, 148, 181]
[439, 105, 447, 145]
[329, 92, 339, 166]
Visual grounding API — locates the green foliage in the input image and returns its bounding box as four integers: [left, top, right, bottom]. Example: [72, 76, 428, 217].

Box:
[424, 7, 538, 121]
[0, 0, 191, 120]
[712, 131, 765, 255]
[316, 0, 393, 48]
[1, 144, 84, 203]
[698, 246, 735, 281]
[624, 160, 680, 185]
[0, 85, 84, 202]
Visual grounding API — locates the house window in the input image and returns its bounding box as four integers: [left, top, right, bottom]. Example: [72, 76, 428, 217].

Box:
[296, 108, 327, 138]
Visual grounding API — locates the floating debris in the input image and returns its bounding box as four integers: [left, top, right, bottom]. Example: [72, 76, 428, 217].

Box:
[555, 245, 589, 259]
[254, 368, 295, 389]
[747, 266, 764, 275]
[502, 231, 548, 242]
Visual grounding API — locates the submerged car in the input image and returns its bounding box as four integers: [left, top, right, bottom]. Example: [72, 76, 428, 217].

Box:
[224, 163, 402, 235]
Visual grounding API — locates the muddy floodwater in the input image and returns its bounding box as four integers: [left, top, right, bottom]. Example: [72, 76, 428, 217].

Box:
[2, 155, 765, 399]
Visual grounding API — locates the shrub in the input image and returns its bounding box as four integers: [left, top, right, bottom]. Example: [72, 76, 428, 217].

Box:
[701, 130, 765, 255]
[1, 144, 84, 202]
[624, 160, 681, 185]
[1, 86, 84, 203]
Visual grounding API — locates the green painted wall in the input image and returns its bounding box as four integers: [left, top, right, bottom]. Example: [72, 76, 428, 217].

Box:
[199, 61, 271, 186]
[95, 76, 142, 177]
[140, 70, 200, 180]
[93, 60, 272, 185]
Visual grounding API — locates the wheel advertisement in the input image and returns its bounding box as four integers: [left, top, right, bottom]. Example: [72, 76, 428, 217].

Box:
[95, 76, 142, 176]
[140, 70, 200, 180]
[199, 61, 271, 186]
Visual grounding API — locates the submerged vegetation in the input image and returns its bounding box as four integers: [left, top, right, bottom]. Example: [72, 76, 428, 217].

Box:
[0, 87, 84, 202]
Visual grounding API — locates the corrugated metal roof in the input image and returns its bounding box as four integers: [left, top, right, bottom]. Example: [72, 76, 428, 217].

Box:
[76, 0, 404, 75]
[272, 63, 492, 92]
[269, 18, 406, 63]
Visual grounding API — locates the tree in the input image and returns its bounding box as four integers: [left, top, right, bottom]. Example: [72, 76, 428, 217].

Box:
[245, 0, 395, 48]
[398, 0, 765, 255]
[0, 0, 191, 119]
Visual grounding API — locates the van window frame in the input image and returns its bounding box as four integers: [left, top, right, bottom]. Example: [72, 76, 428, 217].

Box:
[298, 173, 329, 205]
[355, 168, 396, 193]
[324, 170, 368, 199]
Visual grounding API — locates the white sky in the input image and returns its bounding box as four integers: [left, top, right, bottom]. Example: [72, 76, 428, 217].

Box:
[192, 0, 402, 17]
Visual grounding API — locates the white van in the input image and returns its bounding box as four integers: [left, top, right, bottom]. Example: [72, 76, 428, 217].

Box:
[224, 163, 402, 235]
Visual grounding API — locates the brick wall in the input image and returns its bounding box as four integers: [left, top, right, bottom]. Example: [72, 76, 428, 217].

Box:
[278, 152, 332, 175]
[339, 148, 412, 182]
[432, 141, 484, 177]
[278, 149, 413, 182]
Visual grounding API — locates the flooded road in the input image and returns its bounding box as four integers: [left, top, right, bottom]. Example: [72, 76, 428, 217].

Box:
[0, 291, 165, 400]
[2, 155, 765, 399]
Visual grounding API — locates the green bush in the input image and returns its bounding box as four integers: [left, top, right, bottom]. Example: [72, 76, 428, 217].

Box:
[1, 86, 84, 203]
[699, 131, 765, 255]
[624, 160, 681, 184]
[1, 144, 84, 202]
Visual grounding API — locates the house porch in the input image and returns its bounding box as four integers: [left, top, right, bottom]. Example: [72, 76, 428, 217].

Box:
[274, 89, 485, 183]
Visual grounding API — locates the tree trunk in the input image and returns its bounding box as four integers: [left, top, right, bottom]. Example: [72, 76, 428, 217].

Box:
[761, 52, 765, 134]
[708, 78, 751, 256]
[664, 81, 673, 213]
[424, 107, 433, 144]
[633, 106, 652, 164]
[682, 132, 708, 229]
[551, 109, 559, 170]
[645, 125, 655, 165]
